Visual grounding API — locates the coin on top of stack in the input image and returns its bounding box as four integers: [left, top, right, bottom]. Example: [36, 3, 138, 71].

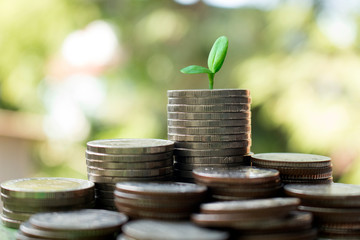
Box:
[16, 209, 128, 240]
[114, 182, 207, 220]
[1, 177, 95, 229]
[192, 166, 281, 201]
[118, 219, 229, 240]
[251, 153, 333, 184]
[168, 89, 252, 183]
[285, 183, 360, 239]
[192, 198, 316, 240]
[86, 138, 174, 211]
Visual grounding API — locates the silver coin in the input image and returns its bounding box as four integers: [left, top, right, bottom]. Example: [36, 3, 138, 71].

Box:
[168, 97, 251, 105]
[174, 148, 250, 157]
[122, 219, 229, 240]
[87, 166, 173, 177]
[168, 112, 251, 120]
[174, 162, 243, 171]
[174, 155, 250, 164]
[168, 126, 251, 135]
[174, 140, 251, 149]
[87, 173, 173, 184]
[86, 158, 173, 169]
[251, 153, 331, 164]
[86, 151, 173, 162]
[87, 139, 174, 154]
[167, 104, 250, 113]
[115, 182, 206, 195]
[168, 119, 251, 127]
[168, 133, 251, 142]
[167, 89, 250, 98]
[2, 208, 32, 222]
[1, 215, 21, 229]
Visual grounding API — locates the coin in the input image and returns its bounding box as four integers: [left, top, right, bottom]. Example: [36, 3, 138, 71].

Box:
[192, 167, 280, 184]
[86, 151, 173, 162]
[87, 173, 173, 184]
[167, 89, 250, 98]
[2, 208, 32, 222]
[280, 172, 333, 180]
[86, 158, 173, 169]
[121, 219, 229, 240]
[174, 162, 243, 171]
[174, 148, 250, 157]
[232, 228, 317, 240]
[284, 183, 360, 208]
[168, 97, 251, 105]
[168, 133, 251, 142]
[174, 155, 250, 164]
[87, 166, 173, 177]
[174, 140, 251, 149]
[168, 119, 251, 127]
[251, 153, 331, 165]
[1, 215, 21, 229]
[168, 112, 251, 120]
[94, 183, 116, 191]
[251, 164, 332, 175]
[281, 178, 333, 185]
[29, 209, 128, 237]
[298, 205, 360, 223]
[1, 178, 94, 199]
[209, 185, 282, 198]
[167, 104, 251, 113]
[168, 126, 251, 135]
[87, 139, 174, 155]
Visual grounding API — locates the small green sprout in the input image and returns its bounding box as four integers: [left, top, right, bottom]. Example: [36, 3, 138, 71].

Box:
[180, 36, 228, 90]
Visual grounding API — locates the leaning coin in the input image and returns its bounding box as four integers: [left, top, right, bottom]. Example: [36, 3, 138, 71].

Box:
[85, 151, 173, 162]
[174, 148, 250, 157]
[1, 177, 94, 199]
[167, 89, 250, 98]
[168, 119, 251, 127]
[29, 209, 128, 238]
[167, 104, 250, 113]
[87, 139, 174, 155]
[168, 133, 250, 142]
[122, 219, 229, 240]
[168, 126, 251, 135]
[86, 158, 173, 169]
[87, 166, 173, 177]
[168, 97, 251, 105]
[168, 112, 251, 120]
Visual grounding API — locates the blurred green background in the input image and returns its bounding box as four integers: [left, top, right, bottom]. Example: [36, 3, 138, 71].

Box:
[0, 0, 359, 183]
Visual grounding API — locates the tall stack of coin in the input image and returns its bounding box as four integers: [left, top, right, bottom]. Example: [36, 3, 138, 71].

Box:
[86, 139, 174, 210]
[0, 177, 95, 229]
[167, 89, 252, 182]
[192, 198, 317, 240]
[251, 153, 333, 184]
[16, 209, 128, 240]
[285, 183, 360, 239]
[114, 182, 207, 220]
[193, 166, 282, 201]
[118, 219, 229, 240]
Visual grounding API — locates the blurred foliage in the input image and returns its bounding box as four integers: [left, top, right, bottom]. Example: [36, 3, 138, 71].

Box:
[0, 0, 360, 183]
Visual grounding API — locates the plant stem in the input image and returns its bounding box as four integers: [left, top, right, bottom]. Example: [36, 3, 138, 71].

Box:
[208, 73, 214, 90]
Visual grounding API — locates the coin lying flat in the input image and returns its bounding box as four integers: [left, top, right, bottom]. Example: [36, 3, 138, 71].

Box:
[174, 140, 251, 150]
[251, 153, 331, 166]
[168, 112, 251, 120]
[174, 155, 249, 164]
[174, 148, 250, 157]
[121, 219, 229, 240]
[168, 97, 251, 105]
[168, 133, 251, 142]
[298, 205, 360, 223]
[87, 173, 173, 184]
[167, 104, 251, 113]
[168, 119, 251, 127]
[87, 166, 173, 177]
[85, 151, 173, 162]
[86, 158, 173, 170]
[87, 139, 174, 155]
[168, 126, 251, 135]
[168, 89, 250, 98]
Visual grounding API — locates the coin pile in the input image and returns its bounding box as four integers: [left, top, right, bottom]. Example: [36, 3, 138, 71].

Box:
[167, 89, 252, 182]
[86, 139, 174, 210]
[285, 183, 360, 239]
[114, 182, 207, 220]
[193, 166, 281, 201]
[192, 198, 317, 240]
[251, 153, 333, 184]
[0, 177, 95, 229]
[118, 219, 229, 240]
[16, 209, 128, 240]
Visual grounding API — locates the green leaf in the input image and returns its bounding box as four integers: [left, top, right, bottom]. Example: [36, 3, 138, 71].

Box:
[180, 65, 212, 74]
[207, 36, 228, 73]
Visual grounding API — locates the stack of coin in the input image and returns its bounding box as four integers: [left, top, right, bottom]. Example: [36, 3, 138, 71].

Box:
[0, 177, 95, 229]
[285, 183, 360, 239]
[251, 153, 333, 184]
[167, 89, 252, 182]
[193, 166, 281, 201]
[114, 182, 207, 220]
[192, 198, 317, 240]
[118, 219, 229, 240]
[16, 209, 128, 240]
[86, 139, 174, 210]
